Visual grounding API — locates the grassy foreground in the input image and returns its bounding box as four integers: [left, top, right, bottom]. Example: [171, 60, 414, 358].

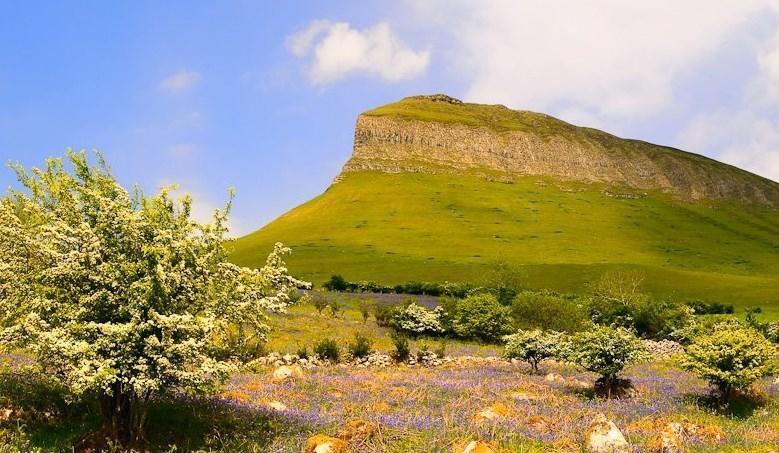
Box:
[3, 308, 778, 453]
[231, 171, 779, 317]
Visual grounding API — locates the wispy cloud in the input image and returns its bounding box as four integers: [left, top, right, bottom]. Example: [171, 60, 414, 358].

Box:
[159, 70, 201, 95]
[287, 20, 429, 85]
[404, 0, 778, 126]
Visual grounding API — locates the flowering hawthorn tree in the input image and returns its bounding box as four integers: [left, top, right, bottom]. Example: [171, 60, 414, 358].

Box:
[0, 151, 308, 443]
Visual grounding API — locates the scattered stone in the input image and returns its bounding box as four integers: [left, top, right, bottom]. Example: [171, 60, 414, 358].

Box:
[642, 339, 684, 358]
[510, 391, 535, 401]
[544, 373, 566, 384]
[304, 434, 348, 453]
[272, 364, 303, 382]
[659, 422, 685, 453]
[267, 401, 287, 412]
[453, 440, 497, 453]
[585, 413, 630, 453]
[336, 419, 378, 441]
[476, 402, 511, 421]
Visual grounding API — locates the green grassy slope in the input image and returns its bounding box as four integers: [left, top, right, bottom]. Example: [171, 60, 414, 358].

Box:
[231, 171, 779, 315]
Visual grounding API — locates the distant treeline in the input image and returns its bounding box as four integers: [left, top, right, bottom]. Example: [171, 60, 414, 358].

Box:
[322, 274, 476, 298]
[320, 274, 735, 315]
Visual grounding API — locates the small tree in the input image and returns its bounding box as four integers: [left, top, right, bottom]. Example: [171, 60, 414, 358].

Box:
[679, 322, 776, 400]
[394, 300, 445, 337]
[503, 329, 567, 373]
[0, 151, 309, 444]
[569, 326, 649, 393]
[452, 293, 512, 342]
[323, 274, 349, 292]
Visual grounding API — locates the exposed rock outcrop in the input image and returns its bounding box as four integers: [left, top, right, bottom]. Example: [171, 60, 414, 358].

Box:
[338, 95, 779, 208]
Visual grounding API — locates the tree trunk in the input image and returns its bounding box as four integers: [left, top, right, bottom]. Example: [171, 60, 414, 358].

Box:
[99, 383, 150, 446]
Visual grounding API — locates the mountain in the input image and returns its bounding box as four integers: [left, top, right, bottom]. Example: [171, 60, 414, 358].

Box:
[231, 95, 779, 312]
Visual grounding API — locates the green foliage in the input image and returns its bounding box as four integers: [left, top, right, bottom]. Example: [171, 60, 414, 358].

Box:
[348, 333, 373, 359]
[503, 329, 568, 373]
[230, 170, 779, 318]
[323, 274, 349, 291]
[482, 261, 524, 305]
[0, 151, 308, 443]
[313, 338, 340, 362]
[310, 291, 329, 314]
[359, 302, 371, 323]
[511, 290, 589, 332]
[587, 272, 695, 339]
[568, 325, 649, 385]
[390, 331, 410, 362]
[746, 308, 779, 343]
[374, 304, 397, 328]
[452, 293, 512, 342]
[679, 322, 777, 398]
[686, 300, 734, 315]
[295, 345, 309, 360]
[631, 300, 695, 340]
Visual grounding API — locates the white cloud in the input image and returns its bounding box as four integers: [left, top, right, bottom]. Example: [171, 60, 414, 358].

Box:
[287, 20, 430, 85]
[678, 110, 779, 181]
[405, 0, 778, 126]
[751, 29, 779, 103]
[159, 70, 201, 95]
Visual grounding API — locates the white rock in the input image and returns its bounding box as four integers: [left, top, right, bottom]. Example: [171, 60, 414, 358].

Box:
[272, 364, 303, 382]
[267, 401, 287, 412]
[585, 413, 630, 452]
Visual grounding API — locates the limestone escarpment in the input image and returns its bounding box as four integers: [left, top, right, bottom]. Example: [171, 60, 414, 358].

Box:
[339, 95, 779, 208]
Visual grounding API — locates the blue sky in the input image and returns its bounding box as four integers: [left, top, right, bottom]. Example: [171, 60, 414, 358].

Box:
[2, 1, 778, 235]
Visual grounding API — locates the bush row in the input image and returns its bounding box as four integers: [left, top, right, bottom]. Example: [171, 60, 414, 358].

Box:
[503, 320, 777, 399]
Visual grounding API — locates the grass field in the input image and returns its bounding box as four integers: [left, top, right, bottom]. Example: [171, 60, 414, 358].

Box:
[231, 171, 779, 318]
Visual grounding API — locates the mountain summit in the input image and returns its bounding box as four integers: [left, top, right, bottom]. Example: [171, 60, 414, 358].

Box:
[231, 95, 779, 309]
[341, 94, 779, 208]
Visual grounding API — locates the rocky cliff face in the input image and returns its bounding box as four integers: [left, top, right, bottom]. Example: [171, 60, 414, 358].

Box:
[339, 95, 779, 208]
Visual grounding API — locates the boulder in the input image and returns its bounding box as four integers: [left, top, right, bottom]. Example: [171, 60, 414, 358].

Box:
[272, 364, 303, 382]
[304, 434, 348, 453]
[453, 440, 497, 453]
[585, 413, 630, 452]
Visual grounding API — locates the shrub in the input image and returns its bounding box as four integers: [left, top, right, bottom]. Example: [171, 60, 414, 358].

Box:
[310, 291, 329, 314]
[686, 300, 734, 315]
[453, 293, 512, 342]
[511, 290, 589, 332]
[314, 338, 340, 362]
[394, 300, 445, 336]
[348, 333, 373, 359]
[631, 299, 694, 339]
[745, 307, 779, 343]
[390, 331, 411, 362]
[359, 302, 371, 323]
[588, 287, 695, 340]
[296, 346, 309, 360]
[568, 325, 649, 391]
[374, 304, 397, 328]
[503, 329, 568, 373]
[323, 274, 349, 292]
[482, 261, 524, 305]
[679, 322, 777, 400]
